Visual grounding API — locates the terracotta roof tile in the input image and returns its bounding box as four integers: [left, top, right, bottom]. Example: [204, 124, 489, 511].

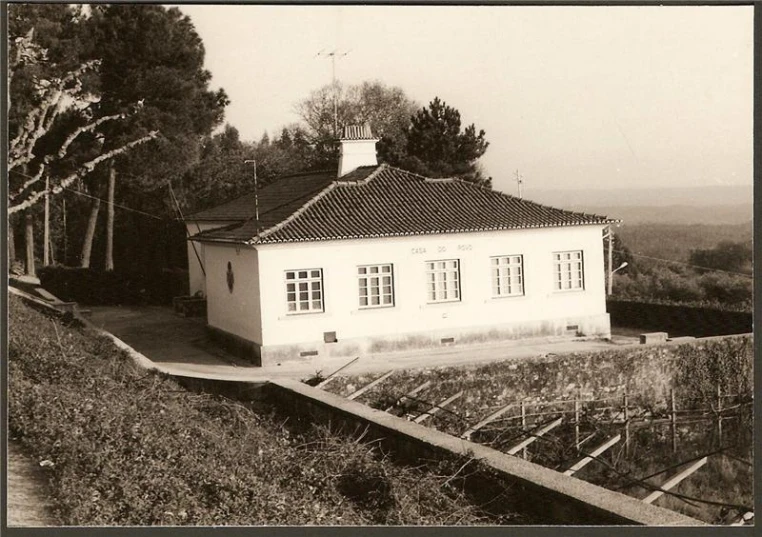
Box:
[192, 164, 617, 244]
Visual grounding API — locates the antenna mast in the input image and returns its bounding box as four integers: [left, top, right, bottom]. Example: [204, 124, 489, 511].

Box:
[316, 49, 349, 138]
[515, 169, 524, 199]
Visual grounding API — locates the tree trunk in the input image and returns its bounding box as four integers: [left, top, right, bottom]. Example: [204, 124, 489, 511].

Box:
[24, 211, 35, 277]
[81, 197, 101, 268]
[105, 165, 116, 271]
[8, 214, 16, 262]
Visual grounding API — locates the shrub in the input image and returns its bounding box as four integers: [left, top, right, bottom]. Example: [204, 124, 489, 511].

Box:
[37, 265, 189, 306]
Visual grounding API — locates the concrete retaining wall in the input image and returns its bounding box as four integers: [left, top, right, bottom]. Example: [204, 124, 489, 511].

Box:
[264, 378, 704, 526]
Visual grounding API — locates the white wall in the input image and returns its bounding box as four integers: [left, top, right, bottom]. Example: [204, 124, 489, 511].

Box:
[255, 225, 608, 347]
[204, 244, 263, 344]
[186, 221, 237, 296]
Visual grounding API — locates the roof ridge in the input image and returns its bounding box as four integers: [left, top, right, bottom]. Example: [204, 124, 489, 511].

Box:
[382, 164, 458, 183]
[252, 182, 339, 244]
[335, 163, 387, 185]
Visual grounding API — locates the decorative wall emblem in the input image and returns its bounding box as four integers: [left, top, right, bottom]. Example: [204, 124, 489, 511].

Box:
[226, 261, 234, 293]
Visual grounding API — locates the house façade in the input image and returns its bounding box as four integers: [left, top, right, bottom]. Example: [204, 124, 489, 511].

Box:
[185, 125, 618, 366]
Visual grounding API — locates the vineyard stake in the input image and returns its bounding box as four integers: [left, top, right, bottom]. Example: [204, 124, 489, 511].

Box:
[563, 434, 621, 476]
[347, 370, 394, 401]
[506, 416, 563, 456]
[623, 390, 630, 457]
[574, 396, 580, 453]
[413, 391, 464, 424]
[670, 389, 677, 453]
[520, 400, 527, 459]
[316, 356, 360, 389]
[384, 380, 432, 412]
[460, 401, 516, 440]
[642, 457, 708, 505]
[717, 384, 723, 447]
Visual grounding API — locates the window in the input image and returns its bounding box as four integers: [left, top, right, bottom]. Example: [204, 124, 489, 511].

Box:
[426, 259, 461, 303]
[285, 269, 323, 313]
[553, 251, 584, 291]
[358, 264, 394, 308]
[491, 255, 524, 297]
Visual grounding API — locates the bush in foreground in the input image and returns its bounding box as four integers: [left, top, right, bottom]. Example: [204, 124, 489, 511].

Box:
[9, 295, 523, 525]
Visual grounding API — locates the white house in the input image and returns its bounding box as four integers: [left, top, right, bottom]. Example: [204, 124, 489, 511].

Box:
[187, 125, 617, 366]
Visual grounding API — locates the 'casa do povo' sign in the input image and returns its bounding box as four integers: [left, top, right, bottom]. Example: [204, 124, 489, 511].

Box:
[410, 244, 472, 255]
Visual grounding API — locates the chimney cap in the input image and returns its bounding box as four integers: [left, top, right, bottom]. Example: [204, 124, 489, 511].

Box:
[340, 123, 379, 141]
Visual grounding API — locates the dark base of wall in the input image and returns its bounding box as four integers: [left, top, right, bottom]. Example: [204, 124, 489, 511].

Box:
[607, 300, 751, 338]
[205, 325, 262, 366]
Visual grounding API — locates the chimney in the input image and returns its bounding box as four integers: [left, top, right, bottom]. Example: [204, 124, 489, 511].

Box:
[337, 123, 379, 177]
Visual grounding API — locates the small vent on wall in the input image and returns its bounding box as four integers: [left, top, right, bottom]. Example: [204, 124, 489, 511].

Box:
[324, 331, 337, 344]
[440, 337, 455, 345]
[300, 350, 319, 357]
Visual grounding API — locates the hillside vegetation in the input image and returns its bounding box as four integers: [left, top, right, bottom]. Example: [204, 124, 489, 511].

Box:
[609, 223, 752, 312]
[8, 296, 529, 525]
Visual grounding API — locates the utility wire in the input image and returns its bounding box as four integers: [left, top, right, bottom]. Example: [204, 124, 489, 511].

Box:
[613, 249, 753, 278]
[10, 168, 167, 221]
[62, 187, 166, 220]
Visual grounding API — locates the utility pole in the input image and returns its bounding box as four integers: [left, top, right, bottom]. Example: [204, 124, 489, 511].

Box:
[244, 160, 259, 233]
[515, 169, 524, 199]
[316, 49, 349, 138]
[43, 175, 50, 265]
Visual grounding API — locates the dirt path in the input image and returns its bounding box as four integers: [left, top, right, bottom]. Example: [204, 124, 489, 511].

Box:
[7, 440, 58, 527]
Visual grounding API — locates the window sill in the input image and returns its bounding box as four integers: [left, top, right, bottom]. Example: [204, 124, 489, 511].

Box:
[422, 299, 463, 307]
[354, 305, 396, 313]
[279, 310, 328, 320]
[552, 288, 586, 294]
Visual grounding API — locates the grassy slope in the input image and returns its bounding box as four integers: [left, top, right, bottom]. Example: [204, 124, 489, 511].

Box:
[9, 296, 531, 526]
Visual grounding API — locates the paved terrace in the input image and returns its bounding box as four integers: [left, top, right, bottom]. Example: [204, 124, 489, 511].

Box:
[87, 305, 640, 382]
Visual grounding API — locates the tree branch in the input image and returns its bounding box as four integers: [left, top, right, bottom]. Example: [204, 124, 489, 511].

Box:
[9, 131, 159, 215]
[9, 163, 46, 201]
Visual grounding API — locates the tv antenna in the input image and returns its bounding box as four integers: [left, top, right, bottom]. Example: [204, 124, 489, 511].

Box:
[316, 49, 350, 138]
[515, 169, 524, 199]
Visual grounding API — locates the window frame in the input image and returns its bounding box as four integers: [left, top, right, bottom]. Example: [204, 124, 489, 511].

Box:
[553, 250, 585, 292]
[357, 263, 395, 309]
[425, 259, 461, 304]
[284, 268, 324, 314]
[490, 255, 524, 298]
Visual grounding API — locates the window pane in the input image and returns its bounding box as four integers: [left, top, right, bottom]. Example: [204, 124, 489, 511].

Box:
[300, 301, 309, 310]
[312, 300, 321, 310]
[358, 267, 367, 275]
[382, 265, 391, 273]
[286, 283, 295, 292]
[288, 303, 296, 311]
[286, 272, 295, 280]
[300, 291, 309, 301]
[298, 271, 308, 279]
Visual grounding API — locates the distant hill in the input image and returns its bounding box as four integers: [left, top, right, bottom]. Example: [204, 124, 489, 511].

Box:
[523, 185, 752, 225]
[526, 184, 752, 208]
[573, 204, 752, 226]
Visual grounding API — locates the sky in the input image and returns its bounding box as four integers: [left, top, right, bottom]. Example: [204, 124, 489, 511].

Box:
[177, 5, 753, 197]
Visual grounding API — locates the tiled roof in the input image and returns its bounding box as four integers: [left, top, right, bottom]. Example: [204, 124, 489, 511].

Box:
[192, 164, 617, 245]
[188, 167, 376, 224]
[340, 124, 378, 140]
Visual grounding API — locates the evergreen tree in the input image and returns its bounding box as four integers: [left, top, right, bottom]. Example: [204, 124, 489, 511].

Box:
[81, 5, 229, 269]
[399, 97, 490, 186]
